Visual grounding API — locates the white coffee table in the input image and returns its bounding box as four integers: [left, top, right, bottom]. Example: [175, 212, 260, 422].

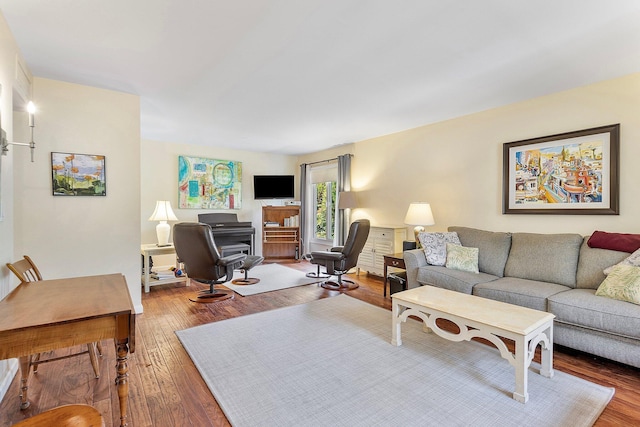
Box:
[392, 285, 555, 403]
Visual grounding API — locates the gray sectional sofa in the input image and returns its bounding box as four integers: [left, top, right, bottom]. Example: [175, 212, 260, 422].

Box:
[403, 226, 640, 368]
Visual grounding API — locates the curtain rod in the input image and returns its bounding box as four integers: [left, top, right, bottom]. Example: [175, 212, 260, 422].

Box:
[301, 153, 353, 167]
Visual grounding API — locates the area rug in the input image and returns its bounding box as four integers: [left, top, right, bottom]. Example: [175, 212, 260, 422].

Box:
[222, 263, 320, 296]
[176, 294, 614, 427]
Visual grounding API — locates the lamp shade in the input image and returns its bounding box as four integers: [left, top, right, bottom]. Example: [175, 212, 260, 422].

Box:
[404, 202, 435, 226]
[338, 191, 357, 209]
[148, 200, 178, 222]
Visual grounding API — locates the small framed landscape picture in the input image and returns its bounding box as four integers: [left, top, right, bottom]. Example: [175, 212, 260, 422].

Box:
[51, 152, 106, 196]
[502, 124, 619, 215]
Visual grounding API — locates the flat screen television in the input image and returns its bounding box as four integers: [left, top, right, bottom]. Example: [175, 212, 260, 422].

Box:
[253, 175, 295, 199]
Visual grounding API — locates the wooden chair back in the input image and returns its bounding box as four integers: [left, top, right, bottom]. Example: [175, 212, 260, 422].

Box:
[11, 404, 104, 427]
[6, 255, 42, 283]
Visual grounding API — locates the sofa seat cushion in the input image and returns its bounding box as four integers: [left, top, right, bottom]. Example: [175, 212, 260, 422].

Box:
[473, 277, 570, 312]
[448, 226, 511, 277]
[548, 288, 640, 340]
[504, 232, 583, 287]
[416, 265, 498, 294]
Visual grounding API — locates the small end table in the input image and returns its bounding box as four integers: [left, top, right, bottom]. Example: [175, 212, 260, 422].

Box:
[383, 253, 406, 297]
[140, 243, 188, 293]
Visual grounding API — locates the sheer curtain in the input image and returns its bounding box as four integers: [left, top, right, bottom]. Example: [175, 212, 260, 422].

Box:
[334, 154, 352, 246]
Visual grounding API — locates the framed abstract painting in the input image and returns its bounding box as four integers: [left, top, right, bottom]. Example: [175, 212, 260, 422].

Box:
[178, 155, 242, 209]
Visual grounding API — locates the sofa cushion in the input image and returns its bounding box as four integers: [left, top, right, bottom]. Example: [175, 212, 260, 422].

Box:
[504, 232, 583, 287]
[473, 277, 570, 312]
[587, 230, 640, 253]
[416, 265, 497, 294]
[595, 265, 640, 305]
[576, 238, 628, 289]
[445, 243, 479, 274]
[603, 248, 640, 275]
[548, 288, 640, 340]
[417, 232, 460, 266]
[448, 226, 511, 277]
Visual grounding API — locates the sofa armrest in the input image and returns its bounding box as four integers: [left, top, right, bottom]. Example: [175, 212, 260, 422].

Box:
[403, 249, 426, 289]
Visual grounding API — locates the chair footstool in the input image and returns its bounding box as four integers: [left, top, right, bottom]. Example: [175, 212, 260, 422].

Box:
[232, 255, 265, 285]
[306, 263, 331, 279]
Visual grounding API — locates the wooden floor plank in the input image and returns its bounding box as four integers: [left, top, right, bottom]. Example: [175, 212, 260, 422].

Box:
[1, 262, 639, 426]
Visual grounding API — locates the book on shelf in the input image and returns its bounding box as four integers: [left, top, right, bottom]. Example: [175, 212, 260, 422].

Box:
[151, 270, 176, 280]
[264, 221, 280, 227]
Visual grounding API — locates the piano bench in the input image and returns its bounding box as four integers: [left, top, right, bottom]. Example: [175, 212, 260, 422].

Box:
[220, 243, 251, 257]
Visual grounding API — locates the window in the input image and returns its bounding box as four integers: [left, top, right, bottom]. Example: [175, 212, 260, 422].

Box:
[313, 181, 337, 242]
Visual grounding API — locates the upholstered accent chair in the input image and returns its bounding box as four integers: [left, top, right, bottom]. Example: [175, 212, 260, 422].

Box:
[310, 219, 370, 291]
[173, 222, 247, 302]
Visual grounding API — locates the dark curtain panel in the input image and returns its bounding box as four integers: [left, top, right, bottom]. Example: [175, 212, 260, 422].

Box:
[299, 163, 309, 256]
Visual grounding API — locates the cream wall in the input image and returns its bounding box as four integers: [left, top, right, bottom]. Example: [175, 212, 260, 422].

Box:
[302, 73, 640, 237]
[0, 11, 25, 402]
[13, 78, 142, 312]
[140, 139, 298, 260]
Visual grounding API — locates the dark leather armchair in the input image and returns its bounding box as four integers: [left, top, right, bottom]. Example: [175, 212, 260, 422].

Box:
[310, 219, 370, 291]
[173, 222, 246, 302]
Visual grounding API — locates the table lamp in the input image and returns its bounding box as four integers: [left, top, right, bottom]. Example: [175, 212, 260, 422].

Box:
[149, 200, 178, 246]
[404, 202, 435, 247]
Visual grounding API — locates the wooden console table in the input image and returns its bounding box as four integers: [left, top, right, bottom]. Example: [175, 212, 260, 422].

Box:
[0, 274, 135, 426]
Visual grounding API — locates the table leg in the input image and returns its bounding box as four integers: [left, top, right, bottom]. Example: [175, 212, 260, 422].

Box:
[513, 336, 529, 403]
[383, 262, 388, 297]
[18, 355, 32, 409]
[143, 252, 150, 293]
[540, 324, 554, 379]
[391, 299, 403, 346]
[115, 341, 130, 427]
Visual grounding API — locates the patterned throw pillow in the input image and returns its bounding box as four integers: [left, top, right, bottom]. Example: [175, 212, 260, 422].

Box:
[418, 232, 461, 266]
[603, 248, 640, 275]
[445, 243, 479, 274]
[596, 264, 640, 305]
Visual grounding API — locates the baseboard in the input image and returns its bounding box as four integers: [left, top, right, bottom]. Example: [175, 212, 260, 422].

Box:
[0, 358, 18, 403]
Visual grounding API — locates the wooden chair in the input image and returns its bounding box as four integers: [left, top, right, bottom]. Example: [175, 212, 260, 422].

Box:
[11, 404, 104, 427]
[6, 256, 102, 401]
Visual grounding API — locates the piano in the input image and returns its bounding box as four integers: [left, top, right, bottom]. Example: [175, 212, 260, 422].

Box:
[198, 213, 255, 255]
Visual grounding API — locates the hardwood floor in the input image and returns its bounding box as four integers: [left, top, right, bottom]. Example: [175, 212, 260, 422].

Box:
[1, 261, 639, 426]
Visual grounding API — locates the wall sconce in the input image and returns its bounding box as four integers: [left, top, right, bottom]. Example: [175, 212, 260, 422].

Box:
[1, 101, 36, 162]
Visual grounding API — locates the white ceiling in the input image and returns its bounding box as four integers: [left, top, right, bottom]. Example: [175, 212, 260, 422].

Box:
[1, 1, 639, 155]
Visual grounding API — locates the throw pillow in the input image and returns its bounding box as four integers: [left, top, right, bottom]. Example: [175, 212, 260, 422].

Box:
[418, 232, 461, 266]
[596, 264, 640, 305]
[587, 230, 640, 253]
[604, 247, 640, 275]
[445, 243, 479, 274]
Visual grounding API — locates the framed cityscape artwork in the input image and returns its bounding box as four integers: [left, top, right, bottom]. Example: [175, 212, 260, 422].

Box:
[51, 152, 106, 196]
[178, 155, 242, 209]
[502, 124, 619, 215]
